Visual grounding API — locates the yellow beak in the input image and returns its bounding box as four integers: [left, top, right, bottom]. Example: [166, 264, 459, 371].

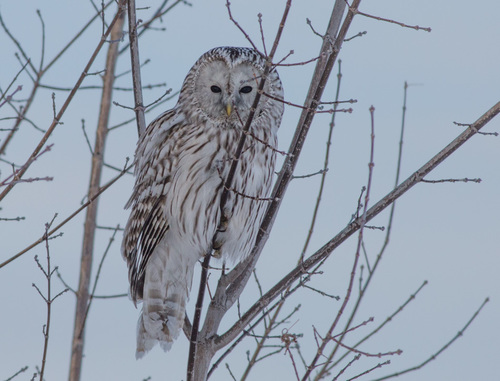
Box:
[226, 103, 232, 116]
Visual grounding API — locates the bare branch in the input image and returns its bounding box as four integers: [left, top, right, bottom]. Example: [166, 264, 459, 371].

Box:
[32, 219, 69, 381]
[347, 360, 390, 380]
[0, 216, 25, 222]
[4, 366, 29, 381]
[225, 0, 261, 53]
[0, 85, 23, 109]
[421, 177, 481, 184]
[344, 30, 367, 42]
[80, 119, 94, 155]
[0, 144, 53, 188]
[127, 0, 147, 136]
[300, 59, 344, 261]
[291, 168, 328, 180]
[258, 13, 268, 57]
[371, 297, 489, 380]
[352, 5, 431, 32]
[332, 354, 360, 381]
[0, 3, 127, 202]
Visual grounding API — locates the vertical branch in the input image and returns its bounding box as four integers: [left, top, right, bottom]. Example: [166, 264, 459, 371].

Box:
[68, 5, 125, 381]
[317, 81, 410, 377]
[127, 0, 147, 136]
[300, 59, 344, 260]
[186, 254, 212, 381]
[241, 59, 345, 381]
[210, 0, 350, 353]
[302, 106, 376, 381]
[188, 2, 293, 380]
[32, 217, 68, 381]
[38, 230, 53, 381]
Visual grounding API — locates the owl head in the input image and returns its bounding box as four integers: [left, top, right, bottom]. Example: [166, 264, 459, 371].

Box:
[179, 47, 283, 125]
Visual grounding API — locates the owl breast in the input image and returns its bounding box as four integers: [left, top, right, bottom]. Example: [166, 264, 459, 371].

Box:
[164, 115, 276, 262]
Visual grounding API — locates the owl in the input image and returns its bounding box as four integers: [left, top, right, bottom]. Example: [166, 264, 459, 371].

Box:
[122, 46, 284, 358]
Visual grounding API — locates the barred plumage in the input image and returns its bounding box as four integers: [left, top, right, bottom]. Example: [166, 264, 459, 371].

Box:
[122, 47, 284, 358]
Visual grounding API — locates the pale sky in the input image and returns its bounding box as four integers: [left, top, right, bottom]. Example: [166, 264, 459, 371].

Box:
[1, 1, 499, 380]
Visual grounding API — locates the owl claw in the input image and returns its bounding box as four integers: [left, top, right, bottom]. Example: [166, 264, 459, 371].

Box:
[212, 248, 222, 258]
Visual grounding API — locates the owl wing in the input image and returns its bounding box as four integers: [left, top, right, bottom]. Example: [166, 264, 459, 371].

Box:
[122, 109, 184, 303]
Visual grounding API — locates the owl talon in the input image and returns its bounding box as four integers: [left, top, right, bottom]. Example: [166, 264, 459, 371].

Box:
[213, 248, 222, 258]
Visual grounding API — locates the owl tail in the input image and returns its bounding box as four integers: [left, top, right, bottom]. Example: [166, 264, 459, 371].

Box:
[135, 246, 197, 359]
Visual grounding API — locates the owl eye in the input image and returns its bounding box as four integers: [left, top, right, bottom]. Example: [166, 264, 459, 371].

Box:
[240, 86, 253, 94]
[210, 85, 222, 93]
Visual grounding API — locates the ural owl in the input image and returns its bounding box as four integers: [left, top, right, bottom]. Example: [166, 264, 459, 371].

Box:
[122, 46, 284, 358]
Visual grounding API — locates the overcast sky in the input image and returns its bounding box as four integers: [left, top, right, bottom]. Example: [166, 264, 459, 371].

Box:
[1, 1, 499, 380]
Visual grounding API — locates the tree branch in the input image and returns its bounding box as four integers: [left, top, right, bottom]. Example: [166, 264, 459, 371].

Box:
[127, 0, 147, 136]
[215, 100, 500, 351]
[68, 4, 125, 380]
[212, 0, 351, 352]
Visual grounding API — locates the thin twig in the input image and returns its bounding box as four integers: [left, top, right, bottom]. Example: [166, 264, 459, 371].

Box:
[332, 354, 360, 381]
[258, 13, 268, 56]
[225, 363, 237, 381]
[78, 225, 121, 338]
[261, 91, 352, 114]
[347, 360, 390, 380]
[291, 168, 328, 180]
[4, 366, 29, 381]
[329, 337, 401, 358]
[33, 217, 69, 381]
[344, 30, 367, 42]
[371, 298, 489, 381]
[225, 0, 261, 53]
[354, 8, 431, 32]
[0, 216, 25, 222]
[0, 144, 53, 188]
[80, 119, 94, 155]
[421, 177, 481, 184]
[0, 85, 23, 109]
